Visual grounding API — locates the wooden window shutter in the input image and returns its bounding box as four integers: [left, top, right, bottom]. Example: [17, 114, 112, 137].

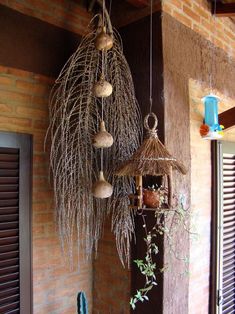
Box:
[0, 132, 32, 314]
[211, 141, 235, 314]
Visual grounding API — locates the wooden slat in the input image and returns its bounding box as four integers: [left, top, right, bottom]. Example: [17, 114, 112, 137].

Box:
[0, 258, 19, 269]
[0, 279, 19, 291]
[223, 284, 235, 296]
[0, 236, 19, 246]
[0, 251, 19, 261]
[0, 154, 18, 162]
[0, 161, 19, 169]
[0, 169, 19, 177]
[0, 214, 19, 223]
[0, 300, 19, 313]
[0, 244, 19, 254]
[0, 192, 19, 200]
[5, 309, 20, 314]
[0, 148, 18, 155]
[0, 294, 19, 306]
[0, 200, 18, 208]
[0, 207, 18, 215]
[0, 177, 19, 184]
[0, 265, 19, 276]
[0, 222, 19, 231]
[0, 185, 19, 192]
[0, 229, 18, 239]
[0, 273, 19, 285]
[0, 287, 19, 299]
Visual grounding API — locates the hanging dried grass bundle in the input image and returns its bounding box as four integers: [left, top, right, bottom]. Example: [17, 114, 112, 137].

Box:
[46, 7, 142, 266]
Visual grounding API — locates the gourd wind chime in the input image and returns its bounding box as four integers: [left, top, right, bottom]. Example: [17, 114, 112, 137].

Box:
[200, 0, 224, 140]
[46, 0, 142, 266]
[116, 0, 186, 207]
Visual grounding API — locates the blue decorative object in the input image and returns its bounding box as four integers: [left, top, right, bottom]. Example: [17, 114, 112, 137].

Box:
[77, 292, 88, 314]
[201, 94, 224, 140]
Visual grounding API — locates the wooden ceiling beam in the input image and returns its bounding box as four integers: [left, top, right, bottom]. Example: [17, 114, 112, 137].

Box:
[212, 2, 235, 17]
[126, 0, 149, 8]
[113, 1, 161, 28]
[219, 107, 235, 130]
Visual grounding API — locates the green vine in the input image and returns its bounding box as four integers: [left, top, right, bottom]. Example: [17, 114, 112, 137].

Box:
[130, 194, 195, 310]
[130, 230, 158, 310]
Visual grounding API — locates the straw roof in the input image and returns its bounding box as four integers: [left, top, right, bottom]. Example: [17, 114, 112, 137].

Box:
[116, 113, 187, 177]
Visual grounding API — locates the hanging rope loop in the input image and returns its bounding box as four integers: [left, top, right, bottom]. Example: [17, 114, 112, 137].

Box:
[144, 112, 158, 133]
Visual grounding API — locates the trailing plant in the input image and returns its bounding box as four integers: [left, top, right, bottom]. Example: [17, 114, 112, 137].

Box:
[130, 217, 158, 310]
[130, 194, 195, 310]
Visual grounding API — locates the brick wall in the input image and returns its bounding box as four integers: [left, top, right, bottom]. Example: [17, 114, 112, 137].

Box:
[162, 4, 235, 313]
[0, 0, 91, 35]
[93, 222, 131, 314]
[0, 65, 93, 314]
[162, 0, 235, 59]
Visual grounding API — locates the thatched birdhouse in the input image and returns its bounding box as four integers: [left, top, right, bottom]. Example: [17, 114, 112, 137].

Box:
[116, 113, 187, 209]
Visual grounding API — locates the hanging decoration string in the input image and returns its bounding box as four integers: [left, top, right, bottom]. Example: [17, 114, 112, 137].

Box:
[149, 0, 153, 114]
[109, 0, 113, 18]
[102, 0, 105, 28]
[209, 0, 217, 91]
[101, 0, 105, 173]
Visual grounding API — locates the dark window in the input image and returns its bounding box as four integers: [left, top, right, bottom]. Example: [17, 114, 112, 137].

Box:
[211, 141, 235, 314]
[0, 131, 32, 314]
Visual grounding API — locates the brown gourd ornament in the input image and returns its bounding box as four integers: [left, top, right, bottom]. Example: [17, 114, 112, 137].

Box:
[93, 120, 113, 148]
[93, 75, 113, 98]
[92, 171, 113, 199]
[95, 26, 113, 51]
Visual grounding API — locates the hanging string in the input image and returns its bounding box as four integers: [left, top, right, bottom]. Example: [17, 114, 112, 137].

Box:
[102, 0, 105, 28]
[101, 0, 105, 173]
[149, 0, 153, 114]
[209, 0, 217, 92]
[109, 0, 113, 18]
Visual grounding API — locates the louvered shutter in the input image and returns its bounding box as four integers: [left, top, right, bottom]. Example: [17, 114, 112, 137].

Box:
[222, 151, 235, 314]
[212, 141, 235, 314]
[0, 147, 20, 313]
[0, 132, 32, 314]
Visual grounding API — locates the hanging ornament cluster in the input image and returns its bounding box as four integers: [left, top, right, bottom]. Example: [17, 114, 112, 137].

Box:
[46, 0, 142, 266]
[92, 19, 113, 199]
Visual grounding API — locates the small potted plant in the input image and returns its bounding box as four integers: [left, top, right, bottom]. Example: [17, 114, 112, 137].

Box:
[143, 184, 167, 209]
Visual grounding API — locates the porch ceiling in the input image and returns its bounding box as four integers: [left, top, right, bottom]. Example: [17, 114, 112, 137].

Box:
[210, 0, 235, 21]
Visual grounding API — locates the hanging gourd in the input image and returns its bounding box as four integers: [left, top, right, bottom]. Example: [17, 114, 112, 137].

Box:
[92, 171, 113, 198]
[93, 120, 113, 148]
[95, 26, 113, 51]
[93, 75, 113, 98]
[199, 94, 224, 139]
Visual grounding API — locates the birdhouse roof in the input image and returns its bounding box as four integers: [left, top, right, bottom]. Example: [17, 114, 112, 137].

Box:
[116, 113, 187, 177]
